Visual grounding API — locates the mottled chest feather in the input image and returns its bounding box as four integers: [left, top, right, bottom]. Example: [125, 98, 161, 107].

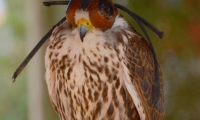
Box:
[44, 20, 142, 120]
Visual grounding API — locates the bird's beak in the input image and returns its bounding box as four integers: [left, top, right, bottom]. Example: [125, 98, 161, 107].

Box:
[77, 19, 94, 42]
[79, 25, 90, 42]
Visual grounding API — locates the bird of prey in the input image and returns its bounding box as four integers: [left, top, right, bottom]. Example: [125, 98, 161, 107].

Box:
[12, 0, 164, 120]
[44, 0, 164, 120]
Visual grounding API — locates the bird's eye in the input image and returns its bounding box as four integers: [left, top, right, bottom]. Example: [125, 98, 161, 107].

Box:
[98, 0, 114, 19]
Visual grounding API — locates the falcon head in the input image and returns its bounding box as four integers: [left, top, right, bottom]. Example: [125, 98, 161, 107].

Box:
[66, 0, 118, 41]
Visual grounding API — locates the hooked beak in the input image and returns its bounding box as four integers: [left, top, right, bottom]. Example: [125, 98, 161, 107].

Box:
[79, 24, 90, 42]
[77, 19, 94, 42]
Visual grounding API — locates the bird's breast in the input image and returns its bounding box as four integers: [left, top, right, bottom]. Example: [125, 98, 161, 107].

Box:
[44, 27, 140, 120]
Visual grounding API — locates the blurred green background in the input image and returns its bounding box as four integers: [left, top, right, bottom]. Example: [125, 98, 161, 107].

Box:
[0, 0, 200, 119]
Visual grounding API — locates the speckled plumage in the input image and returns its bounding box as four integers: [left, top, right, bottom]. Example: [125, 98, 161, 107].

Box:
[45, 9, 164, 120]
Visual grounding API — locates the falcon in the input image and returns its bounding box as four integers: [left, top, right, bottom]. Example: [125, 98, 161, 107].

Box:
[44, 0, 165, 119]
[13, 0, 165, 119]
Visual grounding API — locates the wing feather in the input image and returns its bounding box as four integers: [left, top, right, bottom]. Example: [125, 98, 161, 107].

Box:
[123, 28, 165, 120]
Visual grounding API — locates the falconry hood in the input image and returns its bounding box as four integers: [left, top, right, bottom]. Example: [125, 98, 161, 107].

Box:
[66, 0, 118, 41]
